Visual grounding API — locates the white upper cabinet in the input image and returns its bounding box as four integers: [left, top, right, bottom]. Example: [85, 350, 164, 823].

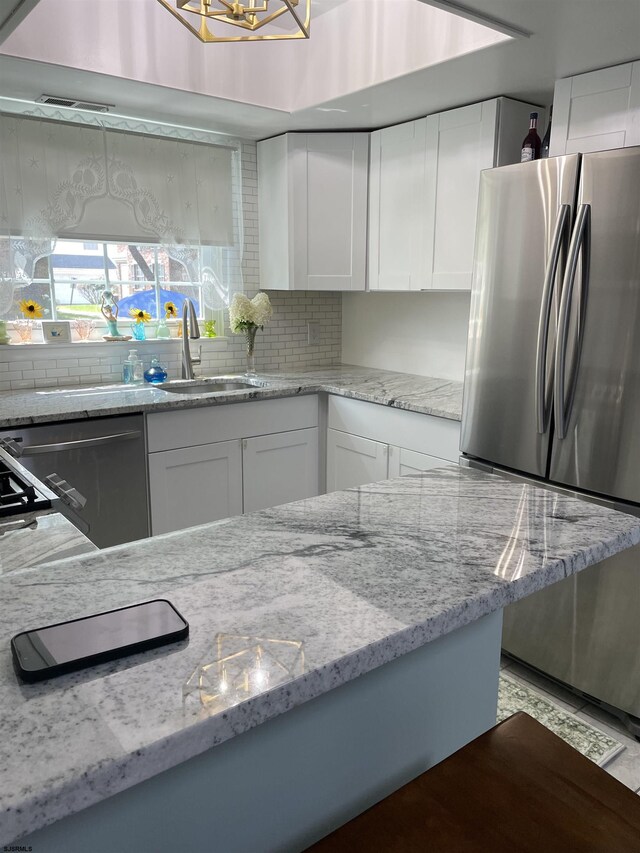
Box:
[551, 62, 640, 156]
[368, 97, 540, 292]
[424, 101, 499, 292]
[258, 132, 369, 291]
[368, 118, 428, 291]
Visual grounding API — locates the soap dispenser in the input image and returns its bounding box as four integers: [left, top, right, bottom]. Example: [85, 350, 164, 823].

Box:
[144, 357, 168, 384]
[123, 349, 142, 384]
[132, 353, 144, 384]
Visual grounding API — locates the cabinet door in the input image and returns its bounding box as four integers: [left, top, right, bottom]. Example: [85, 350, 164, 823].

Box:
[243, 428, 319, 513]
[388, 446, 453, 478]
[551, 62, 640, 156]
[328, 395, 462, 464]
[326, 428, 389, 492]
[368, 119, 428, 291]
[424, 101, 498, 291]
[292, 133, 368, 291]
[148, 439, 242, 535]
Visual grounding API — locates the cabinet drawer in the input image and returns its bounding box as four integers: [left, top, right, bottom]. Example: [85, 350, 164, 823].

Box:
[328, 395, 460, 462]
[147, 395, 319, 453]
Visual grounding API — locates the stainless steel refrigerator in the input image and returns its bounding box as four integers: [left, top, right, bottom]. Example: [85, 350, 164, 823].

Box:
[461, 147, 640, 735]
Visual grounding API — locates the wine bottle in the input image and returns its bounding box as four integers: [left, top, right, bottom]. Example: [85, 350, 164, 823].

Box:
[540, 107, 553, 159]
[520, 112, 541, 163]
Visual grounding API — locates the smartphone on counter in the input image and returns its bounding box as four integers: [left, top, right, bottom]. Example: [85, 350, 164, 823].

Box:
[11, 599, 189, 683]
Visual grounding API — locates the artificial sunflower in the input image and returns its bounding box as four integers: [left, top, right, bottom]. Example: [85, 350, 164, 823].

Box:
[164, 301, 178, 319]
[18, 299, 44, 319]
[130, 308, 151, 324]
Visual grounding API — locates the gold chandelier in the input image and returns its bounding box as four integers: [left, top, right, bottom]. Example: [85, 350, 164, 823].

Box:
[157, 0, 311, 42]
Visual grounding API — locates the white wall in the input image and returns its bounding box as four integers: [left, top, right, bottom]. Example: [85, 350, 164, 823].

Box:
[341, 292, 470, 382]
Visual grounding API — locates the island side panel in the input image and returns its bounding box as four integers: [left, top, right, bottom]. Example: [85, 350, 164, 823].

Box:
[20, 610, 502, 853]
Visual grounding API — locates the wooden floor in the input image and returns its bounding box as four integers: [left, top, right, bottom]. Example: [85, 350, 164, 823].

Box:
[308, 711, 640, 852]
[501, 655, 640, 794]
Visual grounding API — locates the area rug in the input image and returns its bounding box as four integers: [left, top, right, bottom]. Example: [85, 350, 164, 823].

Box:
[498, 672, 625, 767]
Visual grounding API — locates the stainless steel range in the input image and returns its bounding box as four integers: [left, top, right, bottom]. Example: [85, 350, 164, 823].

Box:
[0, 442, 88, 529]
[0, 448, 57, 519]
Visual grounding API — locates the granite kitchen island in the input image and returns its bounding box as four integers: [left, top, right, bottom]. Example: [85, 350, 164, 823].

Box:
[2, 466, 640, 852]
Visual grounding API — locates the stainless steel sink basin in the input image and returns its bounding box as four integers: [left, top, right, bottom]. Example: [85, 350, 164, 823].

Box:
[157, 377, 268, 395]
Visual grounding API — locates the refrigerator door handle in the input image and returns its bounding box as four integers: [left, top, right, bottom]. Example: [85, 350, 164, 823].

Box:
[554, 203, 591, 440]
[535, 204, 571, 434]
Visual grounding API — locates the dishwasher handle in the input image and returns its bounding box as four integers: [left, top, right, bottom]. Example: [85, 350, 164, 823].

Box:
[1, 430, 141, 457]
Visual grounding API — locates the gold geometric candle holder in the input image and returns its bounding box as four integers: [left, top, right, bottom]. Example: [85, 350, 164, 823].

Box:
[183, 633, 305, 716]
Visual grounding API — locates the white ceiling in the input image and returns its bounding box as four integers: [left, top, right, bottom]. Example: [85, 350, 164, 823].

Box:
[0, 0, 639, 139]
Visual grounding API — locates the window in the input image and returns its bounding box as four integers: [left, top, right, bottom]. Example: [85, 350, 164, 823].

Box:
[1, 114, 242, 336]
[0, 237, 228, 330]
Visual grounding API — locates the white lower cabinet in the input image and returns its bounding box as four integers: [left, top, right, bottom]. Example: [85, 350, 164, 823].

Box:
[147, 397, 320, 535]
[326, 396, 459, 492]
[242, 428, 319, 513]
[387, 446, 449, 478]
[148, 439, 243, 535]
[147, 394, 458, 531]
[326, 430, 453, 492]
[326, 430, 389, 492]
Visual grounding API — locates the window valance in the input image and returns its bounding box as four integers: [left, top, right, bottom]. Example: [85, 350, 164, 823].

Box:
[0, 113, 234, 246]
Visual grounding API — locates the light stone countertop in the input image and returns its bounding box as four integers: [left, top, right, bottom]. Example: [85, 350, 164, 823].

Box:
[0, 365, 463, 428]
[2, 465, 640, 843]
[0, 511, 97, 576]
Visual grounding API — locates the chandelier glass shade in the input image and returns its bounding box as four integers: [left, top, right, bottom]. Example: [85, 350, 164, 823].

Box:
[157, 0, 311, 42]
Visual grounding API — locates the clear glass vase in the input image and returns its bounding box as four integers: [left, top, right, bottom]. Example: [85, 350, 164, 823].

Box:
[155, 318, 171, 339]
[245, 326, 258, 375]
[14, 319, 33, 343]
[72, 318, 95, 341]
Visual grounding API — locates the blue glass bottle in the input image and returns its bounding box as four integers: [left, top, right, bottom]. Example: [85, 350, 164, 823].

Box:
[144, 358, 168, 384]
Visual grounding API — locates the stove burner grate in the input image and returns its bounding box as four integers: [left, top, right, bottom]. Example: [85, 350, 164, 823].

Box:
[0, 463, 51, 518]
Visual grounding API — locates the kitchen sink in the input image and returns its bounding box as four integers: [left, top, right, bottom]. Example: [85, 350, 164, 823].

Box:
[157, 377, 269, 395]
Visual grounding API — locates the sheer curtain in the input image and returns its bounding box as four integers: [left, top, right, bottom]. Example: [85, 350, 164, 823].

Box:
[0, 112, 241, 318]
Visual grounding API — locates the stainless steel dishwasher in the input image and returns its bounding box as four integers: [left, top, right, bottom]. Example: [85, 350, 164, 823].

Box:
[0, 415, 149, 548]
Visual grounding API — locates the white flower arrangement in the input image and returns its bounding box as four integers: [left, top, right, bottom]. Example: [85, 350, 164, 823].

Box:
[229, 292, 273, 374]
[229, 292, 273, 333]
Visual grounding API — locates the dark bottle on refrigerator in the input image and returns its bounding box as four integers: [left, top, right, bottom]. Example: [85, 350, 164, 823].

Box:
[520, 112, 541, 163]
[540, 107, 553, 159]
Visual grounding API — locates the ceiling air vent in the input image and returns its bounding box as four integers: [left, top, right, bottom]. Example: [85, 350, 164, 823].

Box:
[36, 95, 114, 113]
